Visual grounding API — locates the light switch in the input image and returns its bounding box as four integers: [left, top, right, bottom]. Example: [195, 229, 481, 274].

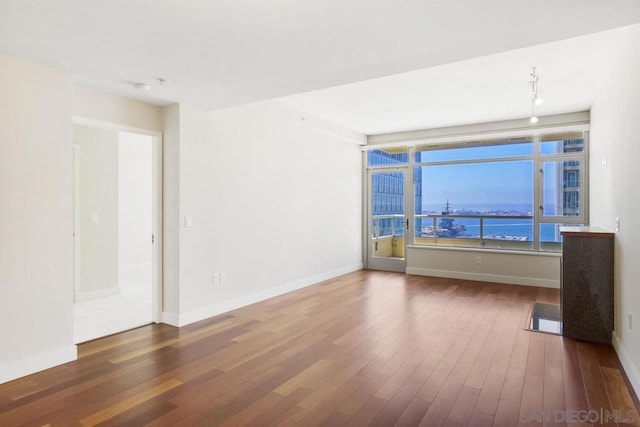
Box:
[601, 157, 607, 169]
[91, 213, 99, 223]
[184, 215, 193, 228]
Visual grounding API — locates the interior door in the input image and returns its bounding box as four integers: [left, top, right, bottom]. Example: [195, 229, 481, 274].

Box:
[367, 169, 408, 272]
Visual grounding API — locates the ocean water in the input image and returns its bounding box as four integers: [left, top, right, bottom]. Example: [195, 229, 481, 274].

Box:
[418, 218, 564, 242]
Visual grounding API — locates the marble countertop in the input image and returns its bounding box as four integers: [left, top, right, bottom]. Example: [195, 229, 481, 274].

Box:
[559, 226, 615, 237]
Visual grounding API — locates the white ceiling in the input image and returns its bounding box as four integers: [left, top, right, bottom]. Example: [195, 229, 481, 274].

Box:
[279, 27, 625, 135]
[2, 1, 640, 133]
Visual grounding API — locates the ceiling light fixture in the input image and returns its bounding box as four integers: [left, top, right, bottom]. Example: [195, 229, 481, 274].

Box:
[133, 82, 151, 92]
[133, 78, 167, 93]
[529, 67, 542, 124]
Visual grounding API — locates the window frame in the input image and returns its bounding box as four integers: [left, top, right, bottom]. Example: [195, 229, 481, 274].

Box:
[365, 130, 589, 253]
[537, 154, 588, 224]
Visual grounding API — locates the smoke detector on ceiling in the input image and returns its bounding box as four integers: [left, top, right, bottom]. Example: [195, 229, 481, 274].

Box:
[133, 78, 166, 92]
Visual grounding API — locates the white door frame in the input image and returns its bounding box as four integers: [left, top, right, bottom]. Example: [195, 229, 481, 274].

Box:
[72, 143, 81, 301]
[365, 167, 411, 273]
[72, 117, 163, 323]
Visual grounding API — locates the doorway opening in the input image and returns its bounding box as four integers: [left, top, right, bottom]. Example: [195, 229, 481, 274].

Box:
[72, 121, 162, 343]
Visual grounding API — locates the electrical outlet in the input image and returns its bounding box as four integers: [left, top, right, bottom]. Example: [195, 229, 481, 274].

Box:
[629, 312, 633, 330]
[475, 256, 482, 265]
[212, 273, 220, 286]
[616, 217, 620, 232]
[220, 272, 226, 284]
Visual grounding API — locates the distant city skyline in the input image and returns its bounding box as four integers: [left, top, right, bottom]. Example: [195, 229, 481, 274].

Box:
[421, 202, 534, 214]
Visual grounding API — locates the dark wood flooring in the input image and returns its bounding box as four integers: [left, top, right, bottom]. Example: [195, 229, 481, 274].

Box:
[1, 270, 639, 426]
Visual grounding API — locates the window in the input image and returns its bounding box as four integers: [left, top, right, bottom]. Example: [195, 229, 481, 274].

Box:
[540, 132, 585, 154]
[367, 130, 588, 253]
[367, 148, 408, 166]
[541, 159, 584, 217]
[371, 170, 405, 238]
[415, 137, 533, 162]
[414, 138, 537, 251]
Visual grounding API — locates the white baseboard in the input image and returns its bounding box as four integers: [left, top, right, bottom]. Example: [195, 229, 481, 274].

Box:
[161, 311, 180, 327]
[612, 332, 640, 400]
[168, 263, 363, 327]
[0, 345, 77, 385]
[74, 286, 120, 302]
[405, 267, 560, 289]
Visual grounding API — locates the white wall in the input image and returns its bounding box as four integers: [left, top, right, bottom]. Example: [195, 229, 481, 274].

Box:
[589, 23, 640, 397]
[163, 101, 363, 324]
[118, 131, 152, 276]
[75, 125, 119, 298]
[0, 55, 163, 383]
[407, 247, 561, 288]
[162, 104, 181, 317]
[0, 53, 76, 383]
[73, 84, 163, 132]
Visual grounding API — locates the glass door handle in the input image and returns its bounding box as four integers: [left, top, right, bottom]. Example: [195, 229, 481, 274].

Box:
[405, 219, 409, 230]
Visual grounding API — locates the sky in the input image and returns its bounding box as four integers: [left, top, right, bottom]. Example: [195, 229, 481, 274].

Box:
[369, 139, 580, 214]
[421, 161, 534, 210]
[419, 142, 534, 211]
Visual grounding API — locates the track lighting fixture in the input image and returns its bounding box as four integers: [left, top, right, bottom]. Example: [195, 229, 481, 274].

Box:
[529, 67, 542, 124]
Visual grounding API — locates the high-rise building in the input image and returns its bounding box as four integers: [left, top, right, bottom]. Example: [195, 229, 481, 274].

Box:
[562, 138, 583, 216]
[368, 150, 422, 237]
[549, 137, 583, 217]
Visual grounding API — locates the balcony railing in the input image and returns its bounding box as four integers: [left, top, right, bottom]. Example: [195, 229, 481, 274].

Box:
[372, 213, 568, 252]
[372, 214, 405, 239]
[414, 214, 534, 250]
[371, 214, 406, 258]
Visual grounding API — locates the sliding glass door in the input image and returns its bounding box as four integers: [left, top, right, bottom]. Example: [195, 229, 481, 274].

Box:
[367, 169, 409, 272]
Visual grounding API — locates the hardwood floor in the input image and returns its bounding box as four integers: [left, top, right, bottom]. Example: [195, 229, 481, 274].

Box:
[1, 270, 639, 426]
